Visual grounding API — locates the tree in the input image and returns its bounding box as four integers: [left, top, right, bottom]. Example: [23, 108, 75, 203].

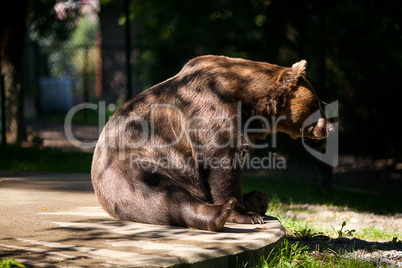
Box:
[0, 0, 79, 143]
[0, 1, 28, 143]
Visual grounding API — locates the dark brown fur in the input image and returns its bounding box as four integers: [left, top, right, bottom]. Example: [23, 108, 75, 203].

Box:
[91, 55, 332, 231]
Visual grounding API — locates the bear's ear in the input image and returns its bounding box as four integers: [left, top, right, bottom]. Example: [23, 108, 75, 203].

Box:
[280, 60, 307, 86]
[291, 60, 307, 78]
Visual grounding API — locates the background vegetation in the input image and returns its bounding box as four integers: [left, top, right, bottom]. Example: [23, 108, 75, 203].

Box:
[2, 0, 401, 157]
[123, 0, 401, 158]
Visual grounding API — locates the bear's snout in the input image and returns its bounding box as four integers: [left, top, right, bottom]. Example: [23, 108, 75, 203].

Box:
[313, 118, 334, 139]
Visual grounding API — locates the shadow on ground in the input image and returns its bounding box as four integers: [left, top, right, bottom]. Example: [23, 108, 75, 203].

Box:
[288, 236, 402, 253]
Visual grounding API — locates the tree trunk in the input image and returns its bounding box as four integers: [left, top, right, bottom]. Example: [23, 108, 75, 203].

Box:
[0, 1, 28, 143]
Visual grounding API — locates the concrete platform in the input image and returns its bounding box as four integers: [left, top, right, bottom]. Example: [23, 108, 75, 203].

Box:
[0, 172, 285, 267]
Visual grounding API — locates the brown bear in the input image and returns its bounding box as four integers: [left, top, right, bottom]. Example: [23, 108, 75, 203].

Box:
[91, 55, 333, 231]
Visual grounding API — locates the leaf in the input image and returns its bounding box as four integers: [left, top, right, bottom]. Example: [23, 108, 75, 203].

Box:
[0, 257, 25, 267]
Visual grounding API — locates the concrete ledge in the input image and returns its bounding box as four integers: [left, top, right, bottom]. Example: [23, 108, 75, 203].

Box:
[0, 172, 285, 267]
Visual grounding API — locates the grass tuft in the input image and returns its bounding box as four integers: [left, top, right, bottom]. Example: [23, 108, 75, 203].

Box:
[0, 258, 25, 268]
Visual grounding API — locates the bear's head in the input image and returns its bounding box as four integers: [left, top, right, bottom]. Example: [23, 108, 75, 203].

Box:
[275, 60, 334, 140]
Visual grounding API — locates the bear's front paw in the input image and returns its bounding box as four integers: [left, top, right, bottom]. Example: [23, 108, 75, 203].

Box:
[227, 211, 264, 224]
[243, 191, 269, 216]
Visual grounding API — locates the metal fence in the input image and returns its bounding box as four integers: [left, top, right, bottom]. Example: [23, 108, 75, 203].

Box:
[0, 1, 140, 144]
[24, 1, 101, 116]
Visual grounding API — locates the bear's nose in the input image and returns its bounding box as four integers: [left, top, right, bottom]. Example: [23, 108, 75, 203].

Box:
[313, 118, 334, 139]
[326, 121, 335, 134]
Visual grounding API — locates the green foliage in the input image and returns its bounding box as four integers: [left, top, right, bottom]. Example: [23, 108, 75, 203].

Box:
[331, 221, 356, 238]
[294, 226, 325, 241]
[0, 258, 25, 268]
[238, 237, 383, 267]
[27, 0, 79, 44]
[243, 238, 379, 268]
[250, 239, 313, 268]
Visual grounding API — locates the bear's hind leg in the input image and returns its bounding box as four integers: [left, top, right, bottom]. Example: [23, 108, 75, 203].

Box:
[98, 171, 236, 231]
[161, 186, 236, 231]
[182, 197, 236, 231]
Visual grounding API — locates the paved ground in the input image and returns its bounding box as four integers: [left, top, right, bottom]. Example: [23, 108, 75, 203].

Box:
[0, 172, 285, 267]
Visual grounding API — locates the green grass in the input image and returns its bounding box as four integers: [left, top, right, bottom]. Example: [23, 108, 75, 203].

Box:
[238, 238, 380, 268]
[243, 173, 402, 215]
[0, 145, 92, 173]
[237, 218, 399, 268]
[356, 227, 401, 241]
[0, 257, 25, 268]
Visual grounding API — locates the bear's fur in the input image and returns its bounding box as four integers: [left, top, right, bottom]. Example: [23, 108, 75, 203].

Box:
[91, 55, 332, 231]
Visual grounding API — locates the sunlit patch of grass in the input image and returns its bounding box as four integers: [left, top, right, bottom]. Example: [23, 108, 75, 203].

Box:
[356, 227, 402, 241]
